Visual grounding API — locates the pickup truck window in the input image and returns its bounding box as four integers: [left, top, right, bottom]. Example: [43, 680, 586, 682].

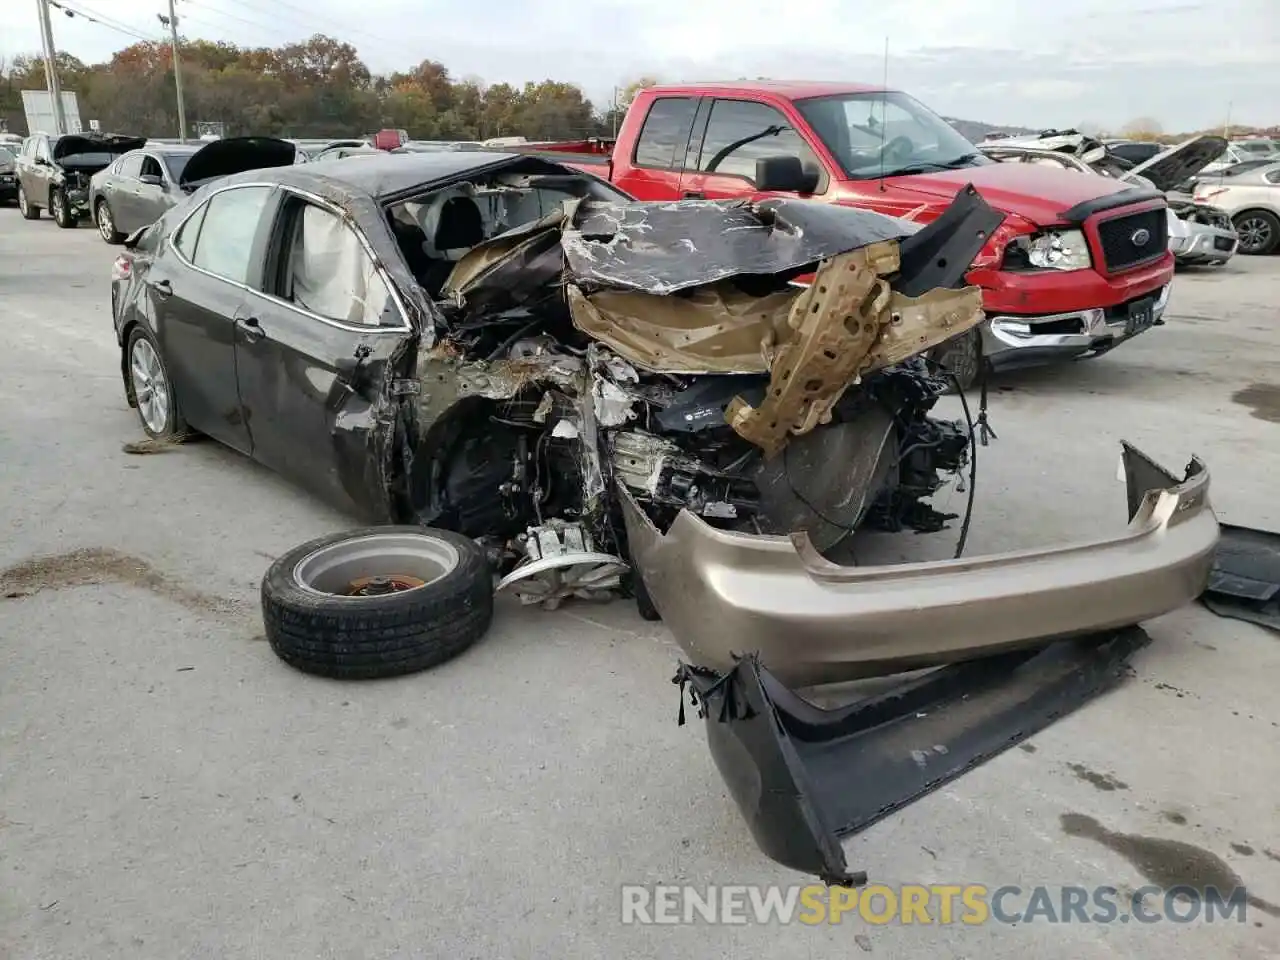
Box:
[796, 91, 988, 180]
[634, 97, 698, 170]
[695, 99, 817, 181]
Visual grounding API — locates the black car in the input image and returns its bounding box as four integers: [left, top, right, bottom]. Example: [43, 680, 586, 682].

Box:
[0, 144, 16, 204]
[110, 148, 993, 534]
[16, 132, 145, 227]
[90, 136, 298, 244]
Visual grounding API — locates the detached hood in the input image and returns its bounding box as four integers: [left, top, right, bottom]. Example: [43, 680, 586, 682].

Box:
[179, 136, 297, 190]
[53, 134, 146, 163]
[881, 162, 1142, 228]
[1123, 135, 1228, 192]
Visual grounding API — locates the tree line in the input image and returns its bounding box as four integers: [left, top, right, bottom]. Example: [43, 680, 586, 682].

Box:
[0, 35, 649, 141]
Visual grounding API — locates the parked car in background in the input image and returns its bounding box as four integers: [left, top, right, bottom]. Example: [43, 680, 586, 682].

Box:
[1194, 160, 1280, 255]
[89, 136, 298, 244]
[0, 144, 16, 205]
[513, 83, 1176, 388]
[15, 132, 145, 227]
[309, 141, 378, 162]
[983, 135, 1238, 266]
[1231, 138, 1280, 162]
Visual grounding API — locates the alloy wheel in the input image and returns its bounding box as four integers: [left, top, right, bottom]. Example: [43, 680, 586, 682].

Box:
[1236, 216, 1273, 254]
[130, 337, 171, 435]
[98, 203, 114, 241]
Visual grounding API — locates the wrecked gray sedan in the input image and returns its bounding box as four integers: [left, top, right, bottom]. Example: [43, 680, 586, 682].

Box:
[111, 150, 1000, 610]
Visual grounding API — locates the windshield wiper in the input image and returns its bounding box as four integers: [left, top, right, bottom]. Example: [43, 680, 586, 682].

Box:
[876, 153, 986, 178]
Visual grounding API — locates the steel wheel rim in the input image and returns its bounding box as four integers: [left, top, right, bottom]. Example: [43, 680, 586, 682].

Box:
[98, 203, 113, 240]
[293, 533, 460, 598]
[130, 337, 170, 434]
[1237, 217, 1272, 253]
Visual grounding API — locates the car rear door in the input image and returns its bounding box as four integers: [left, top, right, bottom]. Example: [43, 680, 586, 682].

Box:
[612, 95, 699, 200]
[30, 136, 53, 204]
[677, 97, 825, 201]
[151, 183, 277, 451]
[109, 153, 145, 232]
[232, 188, 409, 519]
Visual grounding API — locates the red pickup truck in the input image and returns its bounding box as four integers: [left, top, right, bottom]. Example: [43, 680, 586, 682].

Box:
[526, 82, 1174, 387]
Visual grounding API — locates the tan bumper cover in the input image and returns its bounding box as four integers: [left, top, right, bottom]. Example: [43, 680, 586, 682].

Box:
[620, 443, 1218, 687]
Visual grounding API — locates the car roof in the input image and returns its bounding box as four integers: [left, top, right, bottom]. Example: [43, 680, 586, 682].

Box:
[647, 80, 887, 99]
[218, 150, 535, 200]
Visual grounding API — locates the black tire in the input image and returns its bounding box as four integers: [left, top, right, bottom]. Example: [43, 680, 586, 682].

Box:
[96, 199, 124, 244]
[928, 327, 983, 392]
[17, 184, 40, 220]
[51, 188, 76, 228]
[261, 526, 494, 680]
[1233, 209, 1280, 256]
[632, 568, 661, 621]
[125, 325, 188, 439]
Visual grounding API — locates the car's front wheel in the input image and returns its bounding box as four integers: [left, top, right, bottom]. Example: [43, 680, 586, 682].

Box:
[17, 184, 40, 220]
[126, 326, 187, 439]
[1233, 210, 1280, 256]
[50, 188, 75, 228]
[96, 199, 124, 244]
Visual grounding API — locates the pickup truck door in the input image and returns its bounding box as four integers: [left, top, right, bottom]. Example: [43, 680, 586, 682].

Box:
[610, 95, 699, 201]
[677, 97, 827, 203]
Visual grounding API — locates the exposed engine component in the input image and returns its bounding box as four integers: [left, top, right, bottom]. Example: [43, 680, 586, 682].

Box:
[611, 430, 758, 526]
[496, 520, 628, 609]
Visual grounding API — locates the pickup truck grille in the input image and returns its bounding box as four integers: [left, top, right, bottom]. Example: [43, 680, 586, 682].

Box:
[1096, 209, 1168, 273]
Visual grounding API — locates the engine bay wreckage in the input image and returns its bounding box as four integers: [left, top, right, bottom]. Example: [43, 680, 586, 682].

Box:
[408, 175, 1005, 610]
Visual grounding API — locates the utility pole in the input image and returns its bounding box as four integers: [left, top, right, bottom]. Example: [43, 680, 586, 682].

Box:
[158, 0, 187, 143]
[35, 0, 68, 135]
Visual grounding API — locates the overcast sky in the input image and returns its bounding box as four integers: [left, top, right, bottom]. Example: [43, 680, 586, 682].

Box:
[6, 0, 1277, 131]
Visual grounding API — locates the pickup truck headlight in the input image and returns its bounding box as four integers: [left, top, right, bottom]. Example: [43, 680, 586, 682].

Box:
[1020, 228, 1092, 270]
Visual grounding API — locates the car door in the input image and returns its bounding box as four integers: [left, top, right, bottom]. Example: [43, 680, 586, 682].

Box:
[677, 97, 826, 201]
[151, 183, 277, 451]
[614, 95, 699, 200]
[233, 189, 409, 518]
[108, 152, 145, 232]
[132, 153, 172, 229]
[29, 136, 53, 205]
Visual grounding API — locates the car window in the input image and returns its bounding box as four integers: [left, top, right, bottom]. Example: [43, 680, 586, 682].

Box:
[139, 155, 165, 180]
[0, 146, 13, 162]
[1266, 169, 1280, 185]
[633, 97, 697, 169]
[162, 153, 191, 181]
[696, 99, 817, 182]
[118, 153, 144, 178]
[172, 201, 207, 260]
[189, 186, 274, 285]
[35, 138, 50, 162]
[280, 199, 392, 326]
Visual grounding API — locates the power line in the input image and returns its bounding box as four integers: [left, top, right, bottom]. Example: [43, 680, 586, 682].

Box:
[216, 0, 427, 62]
[49, 0, 162, 43]
[179, 4, 279, 40]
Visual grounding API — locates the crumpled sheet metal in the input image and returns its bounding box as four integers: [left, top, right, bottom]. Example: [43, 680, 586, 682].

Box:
[723, 242, 984, 458]
[561, 197, 917, 295]
[565, 282, 798, 374]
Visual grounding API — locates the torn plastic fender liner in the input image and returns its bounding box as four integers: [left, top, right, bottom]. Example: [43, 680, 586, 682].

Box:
[675, 628, 1151, 885]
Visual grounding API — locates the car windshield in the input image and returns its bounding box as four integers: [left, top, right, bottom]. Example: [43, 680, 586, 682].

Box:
[162, 153, 191, 180]
[795, 91, 992, 180]
[1237, 141, 1279, 157]
[0, 146, 13, 162]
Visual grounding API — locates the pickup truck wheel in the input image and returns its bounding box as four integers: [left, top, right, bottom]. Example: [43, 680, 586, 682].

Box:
[1233, 210, 1280, 256]
[18, 184, 39, 220]
[261, 527, 494, 680]
[96, 199, 124, 244]
[51, 188, 75, 228]
[928, 327, 983, 393]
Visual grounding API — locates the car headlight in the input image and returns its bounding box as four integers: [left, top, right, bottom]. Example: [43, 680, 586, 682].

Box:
[1021, 228, 1092, 270]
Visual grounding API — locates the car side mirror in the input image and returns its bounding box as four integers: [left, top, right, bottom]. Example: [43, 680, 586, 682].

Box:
[139, 173, 163, 186]
[755, 155, 820, 194]
[35, 157, 49, 166]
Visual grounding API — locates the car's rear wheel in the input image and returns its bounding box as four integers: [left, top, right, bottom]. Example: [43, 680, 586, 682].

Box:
[261, 527, 495, 679]
[126, 326, 187, 439]
[96, 199, 124, 244]
[1233, 210, 1280, 256]
[50, 188, 75, 228]
[17, 184, 39, 220]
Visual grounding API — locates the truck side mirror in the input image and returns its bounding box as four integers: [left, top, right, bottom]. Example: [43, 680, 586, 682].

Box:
[755, 155, 819, 194]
